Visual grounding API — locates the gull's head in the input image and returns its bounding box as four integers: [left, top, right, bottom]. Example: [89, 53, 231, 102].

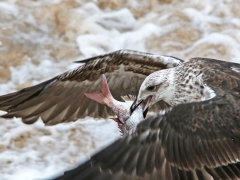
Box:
[131, 69, 174, 114]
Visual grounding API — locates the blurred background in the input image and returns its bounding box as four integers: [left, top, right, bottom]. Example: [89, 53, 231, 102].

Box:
[0, 0, 240, 179]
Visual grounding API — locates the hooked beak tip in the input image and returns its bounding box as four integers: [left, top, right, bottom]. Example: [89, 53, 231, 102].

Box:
[143, 107, 148, 118]
[130, 99, 143, 114]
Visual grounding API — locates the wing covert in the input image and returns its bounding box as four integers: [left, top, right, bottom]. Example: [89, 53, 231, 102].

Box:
[52, 99, 240, 180]
[0, 50, 182, 125]
[53, 57, 240, 179]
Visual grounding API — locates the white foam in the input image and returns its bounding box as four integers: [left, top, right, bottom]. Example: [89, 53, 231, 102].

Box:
[1, 0, 240, 179]
[0, 2, 19, 16]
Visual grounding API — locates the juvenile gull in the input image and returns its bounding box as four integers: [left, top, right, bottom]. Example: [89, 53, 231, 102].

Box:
[0, 50, 179, 125]
[0, 50, 240, 179]
[54, 57, 240, 180]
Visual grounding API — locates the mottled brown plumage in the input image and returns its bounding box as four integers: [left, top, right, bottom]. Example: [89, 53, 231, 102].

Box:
[53, 57, 240, 180]
[0, 50, 180, 125]
[1, 50, 240, 179]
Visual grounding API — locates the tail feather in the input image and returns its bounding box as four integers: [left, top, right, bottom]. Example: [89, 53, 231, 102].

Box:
[85, 75, 113, 106]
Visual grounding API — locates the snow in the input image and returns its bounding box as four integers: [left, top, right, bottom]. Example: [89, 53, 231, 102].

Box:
[1, 0, 240, 179]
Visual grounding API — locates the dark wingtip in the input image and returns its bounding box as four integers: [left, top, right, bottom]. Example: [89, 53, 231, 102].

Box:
[74, 60, 86, 63]
[74, 58, 94, 63]
[74, 54, 106, 64]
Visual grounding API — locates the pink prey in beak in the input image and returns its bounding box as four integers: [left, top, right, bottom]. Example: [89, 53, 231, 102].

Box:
[85, 74, 144, 136]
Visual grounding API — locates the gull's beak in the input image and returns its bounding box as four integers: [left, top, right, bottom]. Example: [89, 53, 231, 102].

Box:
[142, 95, 155, 117]
[143, 107, 148, 118]
[144, 96, 154, 110]
[130, 95, 155, 118]
[130, 98, 143, 114]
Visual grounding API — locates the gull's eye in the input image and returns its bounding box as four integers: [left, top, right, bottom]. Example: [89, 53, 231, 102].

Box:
[147, 86, 156, 91]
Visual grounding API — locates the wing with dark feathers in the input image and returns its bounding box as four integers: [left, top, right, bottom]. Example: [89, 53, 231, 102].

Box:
[52, 58, 240, 180]
[189, 57, 240, 97]
[0, 50, 182, 125]
[51, 93, 240, 180]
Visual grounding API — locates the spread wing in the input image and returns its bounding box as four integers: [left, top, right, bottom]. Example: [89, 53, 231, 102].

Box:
[52, 58, 240, 180]
[52, 97, 240, 180]
[0, 50, 182, 125]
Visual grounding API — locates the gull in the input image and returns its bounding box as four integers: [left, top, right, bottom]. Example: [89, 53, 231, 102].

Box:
[54, 56, 240, 180]
[0, 50, 181, 125]
[0, 50, 240, 179]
